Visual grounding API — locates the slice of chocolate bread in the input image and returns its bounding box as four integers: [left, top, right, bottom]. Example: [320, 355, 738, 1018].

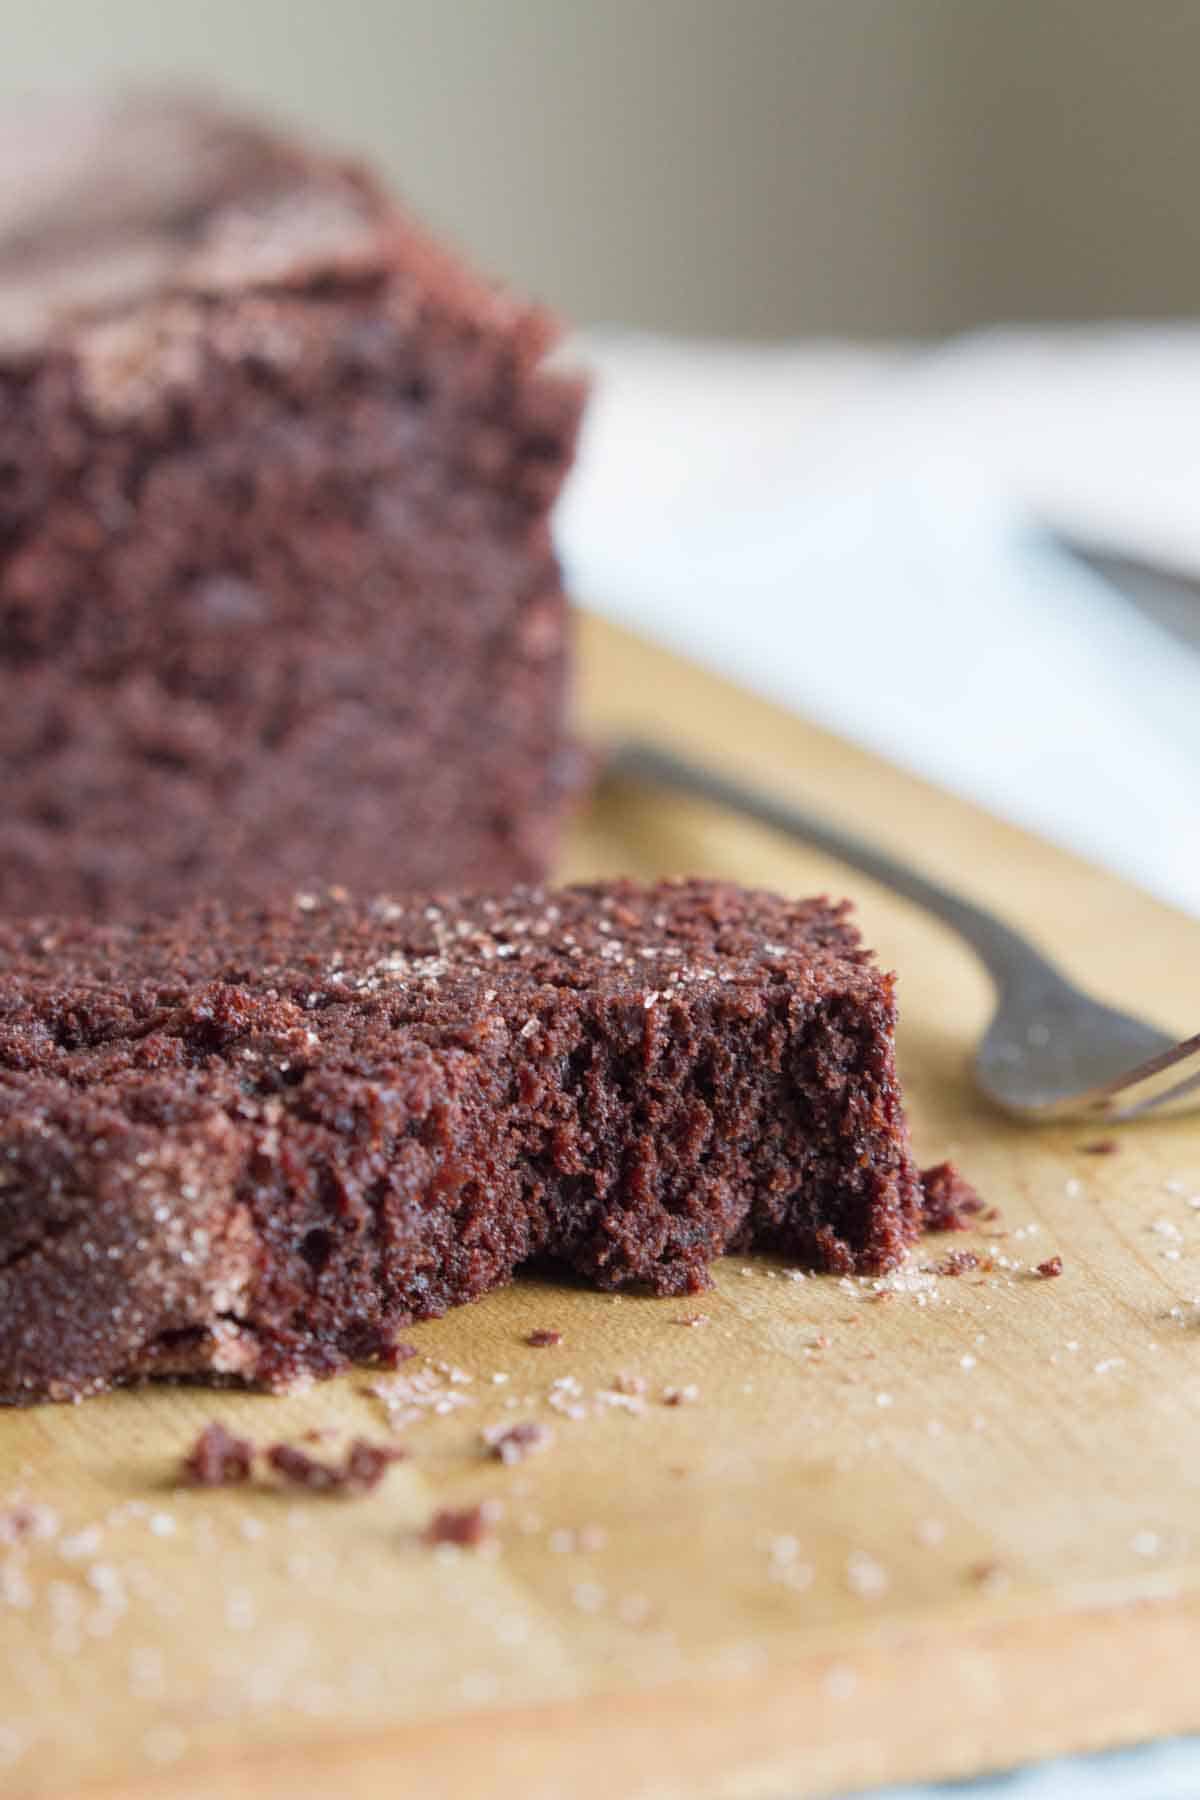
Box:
[0, 879, 922, 1403]
[0, 93, 584, 918]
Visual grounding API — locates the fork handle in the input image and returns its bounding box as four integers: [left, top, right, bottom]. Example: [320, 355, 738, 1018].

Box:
[604, 738, 1068, 999]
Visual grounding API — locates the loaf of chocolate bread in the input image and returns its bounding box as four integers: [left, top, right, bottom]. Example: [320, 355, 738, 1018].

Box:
[0, 878, 923, 1403]
[0, 94, 584, 918]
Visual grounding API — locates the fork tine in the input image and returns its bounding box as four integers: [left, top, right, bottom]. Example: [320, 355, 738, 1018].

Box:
[1091, 1032, 1200, 1121]
[1111, 1061, 1200, 1121]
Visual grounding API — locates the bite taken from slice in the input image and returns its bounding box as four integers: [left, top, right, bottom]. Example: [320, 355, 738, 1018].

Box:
[0, 879, 922, 1403]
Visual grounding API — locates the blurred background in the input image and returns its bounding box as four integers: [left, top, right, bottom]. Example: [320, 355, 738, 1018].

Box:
[6, 0, 1200, 336]
[3, 0, 1198, 919]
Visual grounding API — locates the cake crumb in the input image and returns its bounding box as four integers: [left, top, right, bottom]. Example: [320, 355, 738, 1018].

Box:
[920, 1162, 984, 1232]
[673, 1313, 709, 1327]
[267, 1438, 407, 1495]
[424, 1502, 501, 1548]
[526, 1329, 562, 1348]
[1080, 1139, 1119, 1156]
[1036, 1256, 1064, 1280]
[934, 1250, 981, 1277]
[483, 1421, 551, 1466]
[181, 1422, 255, 1487]
[661, 1384, 699, 1406]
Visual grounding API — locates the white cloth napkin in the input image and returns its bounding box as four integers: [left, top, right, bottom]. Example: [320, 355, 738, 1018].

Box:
[553, 326, 1200, 1798]
[556, 327, 1200, 917]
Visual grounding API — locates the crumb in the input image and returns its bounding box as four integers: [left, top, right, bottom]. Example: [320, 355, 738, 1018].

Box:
[1080, 1139, 1119, 1156]
[267, 1439, 407, 1495]
[1036, 1256, 1064, 1279]
[934, 1250, 981, 1277]
[181, 1422, 255, 1487]
[920, 1162, 984, 1232]
[673, 1313, 709, 1327]
[611, 1372, 647, 1397]
[424, 1502, 500, 1548]
[661, 1384, 699, 1406]
[482, 1421, 551, 1465]
[342, 1440, 409, 1490]
[526, 1329, 562, 1348]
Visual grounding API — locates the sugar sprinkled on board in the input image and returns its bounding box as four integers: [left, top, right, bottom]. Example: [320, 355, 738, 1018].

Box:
[59, 1526, 103, 1560]
[824, 1664, 859, 1701]
[572, 1580, 607, 1613]
[845, 1552, 889, 1599]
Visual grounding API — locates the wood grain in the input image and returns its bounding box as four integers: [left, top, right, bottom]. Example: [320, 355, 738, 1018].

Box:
[3, 612, 1199, 1800]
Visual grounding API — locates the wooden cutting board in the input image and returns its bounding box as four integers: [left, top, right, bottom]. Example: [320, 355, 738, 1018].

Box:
[4, 613, 1199, 1800]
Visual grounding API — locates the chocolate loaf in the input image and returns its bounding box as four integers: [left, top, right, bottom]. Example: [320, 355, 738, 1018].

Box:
[0, 94, 584, 918]
[0, 879, 922, 1403]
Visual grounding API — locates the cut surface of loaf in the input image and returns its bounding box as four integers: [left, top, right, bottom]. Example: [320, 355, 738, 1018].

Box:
[0, 879, 922, 1403]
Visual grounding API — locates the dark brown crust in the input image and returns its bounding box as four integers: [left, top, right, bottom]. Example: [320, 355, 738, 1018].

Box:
[0, 93, 584, 919]
[0, 878, 922, 1403]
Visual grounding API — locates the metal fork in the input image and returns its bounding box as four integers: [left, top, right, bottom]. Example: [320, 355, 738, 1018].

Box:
[605, 739, 1200, 1123]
